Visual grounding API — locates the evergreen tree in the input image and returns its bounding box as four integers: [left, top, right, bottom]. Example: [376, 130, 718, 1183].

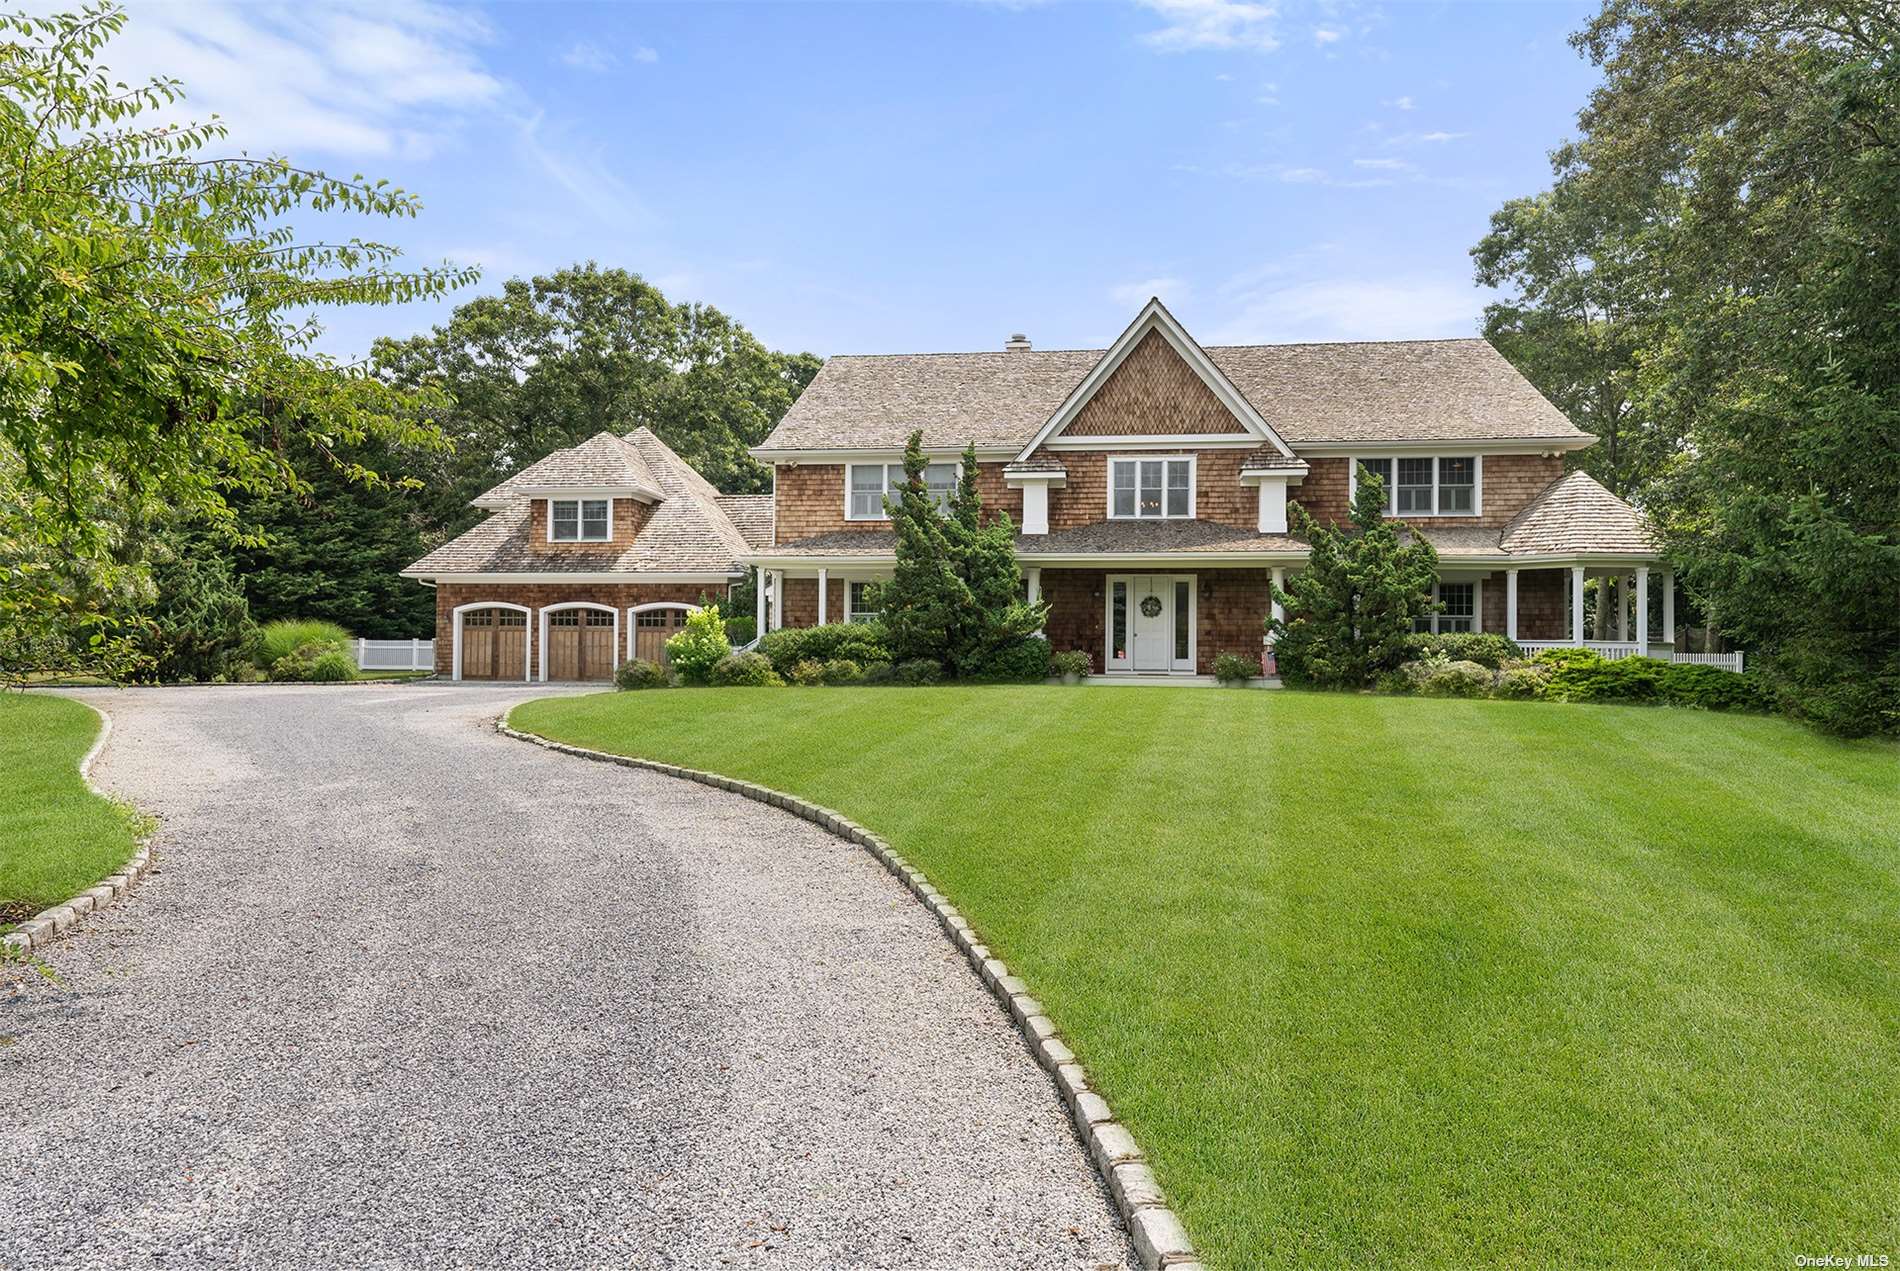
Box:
[131, 540, 257, 683]
[1271, 470, 1440, 687]
[878, 434, 1045, 674]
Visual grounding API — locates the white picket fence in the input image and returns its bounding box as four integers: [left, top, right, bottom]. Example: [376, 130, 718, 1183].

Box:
[1518, 641, 1743, 673]
[354, 638, 435, 672]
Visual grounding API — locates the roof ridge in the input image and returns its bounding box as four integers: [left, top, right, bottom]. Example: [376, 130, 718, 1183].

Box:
[819, 337, 1493, 360]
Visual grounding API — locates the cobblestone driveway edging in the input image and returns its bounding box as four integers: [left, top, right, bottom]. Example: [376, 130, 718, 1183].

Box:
[3, 700, 155, 957]
[498, 716, 1203, 1271]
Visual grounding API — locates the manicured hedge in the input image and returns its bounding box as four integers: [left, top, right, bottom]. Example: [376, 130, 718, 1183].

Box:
[758, 622, 890, 674]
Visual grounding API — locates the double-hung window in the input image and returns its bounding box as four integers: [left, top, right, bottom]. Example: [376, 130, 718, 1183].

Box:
[550, 498, 610, 542]
[846, 580, 881, 623]
[1415, 582, 1477, 634]
[1109, 457, 1192, 519]
[1353, 456, 1480, 517]
[846, 462, 956, 520]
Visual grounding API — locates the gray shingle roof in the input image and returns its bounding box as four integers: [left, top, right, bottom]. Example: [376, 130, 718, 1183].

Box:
[405, 427, 753, 576]
[762, 520, 1307, 558]
[474, 431, 661, 504]
[1499, 471, 1656, 555]
[758, 338, 1586, 454]
[715, 494, 775, 549]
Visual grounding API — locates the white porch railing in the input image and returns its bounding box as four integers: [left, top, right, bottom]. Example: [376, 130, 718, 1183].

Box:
[355, 638, 435, 672]
[1517, 640, 1743, 673]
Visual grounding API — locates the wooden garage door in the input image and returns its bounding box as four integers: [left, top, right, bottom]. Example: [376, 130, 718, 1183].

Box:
[547, 609, 616, 681]
[462, 608, 526, 680]
[633, 607, 689, 663]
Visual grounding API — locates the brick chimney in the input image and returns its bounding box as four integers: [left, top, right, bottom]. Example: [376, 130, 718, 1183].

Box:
[1004, 333, 1032, 352]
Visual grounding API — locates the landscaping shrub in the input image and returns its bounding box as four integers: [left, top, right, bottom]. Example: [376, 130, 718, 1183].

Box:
[820, 657, 863, 686]
[1658, 664, 1773, 712]
[133, 548, 257, 683]
[724, 615, 757, 646]
[710, 651, 780, 686]
[859, 660, 896, 684]
[891, 658, 942, 686]
[1405, 631, 1523, 669]
[971, 637, 1051, 682]
[1531, 645, 1605, 671]
[268, 640, 337, 682]
[758, 622, 890, 675]
[1049, 650, 1092, 681]
[788, 658, 827, 686]
[1213, 651, 1257, 683]
[307, 650, 357, 682]
[614, 658, 669, 690]
[1545, 655, 1669, 703]
[664, 606, 729, 685]
[256, 619, 351, 668]
[1417, 659, 1494, 698]
[1495, 664, 1551, 699]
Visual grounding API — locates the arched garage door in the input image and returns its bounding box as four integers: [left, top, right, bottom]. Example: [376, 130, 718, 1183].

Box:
[461, 608, 527, 680]
[632, 606, 690, 664]
[547, 609, 617, 681]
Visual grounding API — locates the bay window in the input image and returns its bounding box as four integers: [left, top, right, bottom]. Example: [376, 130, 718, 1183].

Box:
[847, 462, 956, 520]
[549, 498, 610, 542]
[1351, 455, 1482, 517]
[1109, 456, 1193, 519]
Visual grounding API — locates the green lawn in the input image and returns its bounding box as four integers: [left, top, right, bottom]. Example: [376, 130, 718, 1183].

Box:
[0, 693, 143, 928]
[510, 686, 1900, 1268]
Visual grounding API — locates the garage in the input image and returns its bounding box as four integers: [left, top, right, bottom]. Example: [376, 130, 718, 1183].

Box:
[546, 608, 617, 681]
[460, 607, 527, 680]
[632, 606, 690, 664]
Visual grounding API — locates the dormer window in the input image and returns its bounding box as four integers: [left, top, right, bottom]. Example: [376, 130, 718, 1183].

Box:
[1109, 456, 1193, 519]
[550, 498, 611, 542]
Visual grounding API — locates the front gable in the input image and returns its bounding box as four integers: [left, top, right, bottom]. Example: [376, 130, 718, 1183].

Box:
[1059, 330, 1250, 438]
[1017, 297, 1296, 459]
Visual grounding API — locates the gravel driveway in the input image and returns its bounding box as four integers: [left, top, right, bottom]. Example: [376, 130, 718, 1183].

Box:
[1, 684, 1130, 1270]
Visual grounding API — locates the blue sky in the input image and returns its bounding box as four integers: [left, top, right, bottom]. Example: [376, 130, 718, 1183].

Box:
[102, 0, 1602, 360]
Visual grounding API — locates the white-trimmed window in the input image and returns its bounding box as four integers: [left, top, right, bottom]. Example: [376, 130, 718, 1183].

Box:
[550, 498, 610, 542]
[1351, 456, 1482, 517]
[846, 462, 956, 520]
[1416, 581, 1478, 634]
[1109, 456, 1193, 519]
[845, 580, 882, 623]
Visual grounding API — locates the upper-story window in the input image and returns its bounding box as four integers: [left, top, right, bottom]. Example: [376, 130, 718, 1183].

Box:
[550, 498, 610, 542]
[846, 462, 957, 520]
[1109, 456, 1193, 519]
[1352, 456, 1480, 517]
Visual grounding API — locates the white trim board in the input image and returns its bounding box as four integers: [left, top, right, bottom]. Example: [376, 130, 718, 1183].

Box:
[1015, 297, 1296, 461]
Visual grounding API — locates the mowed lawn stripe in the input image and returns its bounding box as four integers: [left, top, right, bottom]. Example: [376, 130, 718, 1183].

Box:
[510, 686, 1899, 1268]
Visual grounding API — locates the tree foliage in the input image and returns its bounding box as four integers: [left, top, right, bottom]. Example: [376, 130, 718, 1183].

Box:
[1, 2, 467, 678]
[128, 537, 256, 683]
[1270, 470, 1440, 688]
[1480, 0, 1900, 735]
[372, 264, 820, 537]
[878, 433, 1046, 675]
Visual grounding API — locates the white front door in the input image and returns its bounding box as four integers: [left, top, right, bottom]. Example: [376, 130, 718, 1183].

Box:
[1130, 576, 1172, 671]
[1105, 574, 1197, 674]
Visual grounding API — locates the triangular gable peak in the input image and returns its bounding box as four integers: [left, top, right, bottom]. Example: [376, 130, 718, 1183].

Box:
[1015, 298, 1296, 459]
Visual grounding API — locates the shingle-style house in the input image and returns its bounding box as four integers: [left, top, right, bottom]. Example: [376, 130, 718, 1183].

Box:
[405, 299, 1679, 681]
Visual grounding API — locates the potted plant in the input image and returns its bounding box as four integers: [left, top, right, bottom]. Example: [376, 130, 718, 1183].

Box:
[1049, 650, 1092, 685]
[1213, 651, 1257, 687]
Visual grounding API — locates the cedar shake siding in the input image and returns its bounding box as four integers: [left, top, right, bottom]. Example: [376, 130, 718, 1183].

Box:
[1040, 568, 1273, 676]
[1057, 330, 1248, 438]
[432, 581, 723, 677]
[524, 496, 652, 552]
[1291, 454, 1566, 529]
[773, 463, 1021, 543]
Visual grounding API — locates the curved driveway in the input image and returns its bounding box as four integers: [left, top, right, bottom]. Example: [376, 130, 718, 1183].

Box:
[1, 684, 1130, 1270]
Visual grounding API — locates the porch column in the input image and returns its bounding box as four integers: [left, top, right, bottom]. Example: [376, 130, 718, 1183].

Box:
[1662, 571, 1676, 646]
[817, 568, 828, 625]
[1267, 567, 1286, 645]
[1571, 566, 1586, 644]
[1616, 573, 1629, 641]
[755, 568, 766, 638]
[1505, 568, 1519, 642]
[769, 571, 784, 631]
[1635, 566, 1650, 653]
[1026, 567, 1041, 604]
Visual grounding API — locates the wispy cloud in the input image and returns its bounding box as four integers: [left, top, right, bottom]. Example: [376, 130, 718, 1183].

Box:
[1383, 94, 1414, 110]
[561, 40, 616, 72]
[632, 45, 659, 64]
[96, 0, 502, 159]
[1209, 275, 1481, 343]
[1110, 277, 1193, 309]
[1138, 0, 1282, 53]
[1351, 157, 1410, 170]
[1386, 129, 1469, 146]
[1312, 26, 1344, 44]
